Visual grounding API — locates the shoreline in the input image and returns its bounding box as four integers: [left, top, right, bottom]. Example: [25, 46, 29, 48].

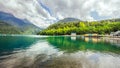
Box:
[0, 34, 120, 39]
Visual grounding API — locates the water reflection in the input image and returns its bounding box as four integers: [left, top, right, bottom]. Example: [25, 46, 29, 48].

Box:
[0, 36, 40, 56]
[104, 38, 120, 47]
[0, 36, 120, 68]
[71, 37, 76, 40]
[47, 36, 120, 54]
[0, 41, 119, 68]
[84, 37, 101, 43]
[0, 40, 63, 68]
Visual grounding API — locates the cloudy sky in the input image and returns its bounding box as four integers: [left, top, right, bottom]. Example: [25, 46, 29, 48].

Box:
[0, 0, 120, 28]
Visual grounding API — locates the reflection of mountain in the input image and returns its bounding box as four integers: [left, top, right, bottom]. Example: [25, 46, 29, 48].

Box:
[0, 11, 41, 34]
[47, 36, 120, 53]
[0, 36, 40, 56]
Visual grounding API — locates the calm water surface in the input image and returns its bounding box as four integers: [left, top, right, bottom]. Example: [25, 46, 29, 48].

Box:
[0, 35, 120, 68]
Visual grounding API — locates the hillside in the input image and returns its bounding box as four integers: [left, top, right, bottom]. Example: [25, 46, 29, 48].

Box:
[0, 11, 33, 27]
[0, 20, 41, 34]
[0, 11, 41, 34]
[0, 21, 22, 34]
[38, 18, 120, 35]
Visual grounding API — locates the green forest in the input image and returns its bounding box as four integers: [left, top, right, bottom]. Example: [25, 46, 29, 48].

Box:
[38, 20, 120, 35]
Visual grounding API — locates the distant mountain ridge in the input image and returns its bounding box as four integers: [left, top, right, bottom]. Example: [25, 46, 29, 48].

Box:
[57, 18, 81, 23]
[0, 11, 38, 28]
[100, 18, 120, 22]
[0, 21, 22, 34]
[57, 17, 120, 23]
[0, 11, 41, 34]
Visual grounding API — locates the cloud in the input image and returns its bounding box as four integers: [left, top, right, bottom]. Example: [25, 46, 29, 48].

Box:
[0, 0, 120, 28]
[43, 0, 120, 21]
[0, 0, 56, 28]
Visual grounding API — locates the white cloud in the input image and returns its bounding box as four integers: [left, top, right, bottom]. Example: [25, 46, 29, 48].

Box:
[43, 0, 120, 20]
[0, 0, 55, 28]
[0, 0, 120, 28]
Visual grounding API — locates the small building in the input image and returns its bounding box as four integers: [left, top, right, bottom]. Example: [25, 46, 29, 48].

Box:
[71, 32, 76, 36]
[110, 32, 114, 36]
[113, 31, 120, 36]
[110, 31, 120, 36]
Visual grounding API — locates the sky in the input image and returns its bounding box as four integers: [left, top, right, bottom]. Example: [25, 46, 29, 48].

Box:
[0, 0, 120, 28]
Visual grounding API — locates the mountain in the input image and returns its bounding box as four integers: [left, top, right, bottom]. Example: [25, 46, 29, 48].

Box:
[100, 18, 120, 22]
[0, 11, 40, 28]
[57, 18, 81, 23]
[0, 11, 30, 27]
[0, 21, 22, 34]
[0, 11, 41, 34]
[38, 18, 120, 35]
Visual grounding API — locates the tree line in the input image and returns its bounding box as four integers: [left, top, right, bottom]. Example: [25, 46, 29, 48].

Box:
[38, 21, 120, 35]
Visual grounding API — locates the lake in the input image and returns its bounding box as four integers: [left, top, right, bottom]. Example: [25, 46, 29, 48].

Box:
[0, 35, 120, 68]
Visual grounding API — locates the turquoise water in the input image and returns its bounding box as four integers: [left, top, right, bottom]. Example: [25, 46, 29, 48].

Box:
[0, 35, 120, 68]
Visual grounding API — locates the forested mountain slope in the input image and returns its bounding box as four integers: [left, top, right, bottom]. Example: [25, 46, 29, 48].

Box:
[38, 18, 120, 35]
[0, 21, 22, 34]
[0, 11, 41, 34]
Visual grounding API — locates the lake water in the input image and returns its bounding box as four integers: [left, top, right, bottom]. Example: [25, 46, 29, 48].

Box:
[0, 35, 120, 68]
